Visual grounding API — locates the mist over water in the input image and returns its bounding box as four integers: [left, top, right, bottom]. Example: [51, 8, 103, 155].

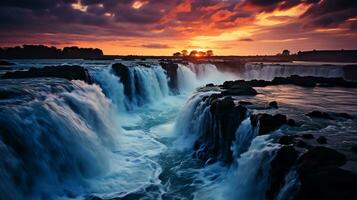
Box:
[1, 60, 357, 200]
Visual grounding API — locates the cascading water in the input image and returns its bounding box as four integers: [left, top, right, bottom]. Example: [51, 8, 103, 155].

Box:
[2, 59, 356, 200]
[177, 63, 237, 93]
[241, 62, 345, 81]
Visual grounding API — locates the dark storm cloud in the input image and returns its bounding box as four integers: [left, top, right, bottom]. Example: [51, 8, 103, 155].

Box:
[301, 0, 357, 29]
[0, 0, 356, 46]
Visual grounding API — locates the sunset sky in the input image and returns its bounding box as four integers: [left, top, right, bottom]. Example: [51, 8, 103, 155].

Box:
[0, 0, 356, 55]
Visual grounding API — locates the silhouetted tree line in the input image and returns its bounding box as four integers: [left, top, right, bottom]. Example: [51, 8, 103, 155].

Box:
[173, 49, 214, 57]
[0, 45, 103, 59]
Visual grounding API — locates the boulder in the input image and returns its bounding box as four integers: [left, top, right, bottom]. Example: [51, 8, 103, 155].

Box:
[297, 146, 346, 174]
[267, 146, 298, 199]
[0, 60, 14, 65]
[1, 65, 92, 84]
[250, 113, 287, 135]
[295, 146, 355, 200]
[278, 135, 295, 145]
[160, 62, 179, 92]
[220, 80, 257, 96]
[301, 134, 314, 139]
[350, 144, 357, 154]
[238, 101, 253, 105]
[306, 110, 332, 119]
[316, 136, 327, 144]
[269, 101, 278, 108]
[112, 63, 133, 99]
[296, 167, 357, 200]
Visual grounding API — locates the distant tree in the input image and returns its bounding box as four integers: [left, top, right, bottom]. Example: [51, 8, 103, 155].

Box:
[206, 50, 214, 56]
[282, 49, 290, 56]
[173, 52, 181, 56]
[198, 51, 206, 57]
[189, 50, 198, 57]
[181, 50, 188, 56]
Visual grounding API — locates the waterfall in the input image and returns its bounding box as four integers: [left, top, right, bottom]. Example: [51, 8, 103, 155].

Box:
[0, 79, 166, 199]
[173, 92, 215, 149]
[232, 118, 257, 159]
[241, 62, 345, 81]
[0, 80, 119, 199]
[225, 135, 280, 200]
[93, 64, 170, 110]
[177, 63, 238, 94]
[90, 67, 126, 111]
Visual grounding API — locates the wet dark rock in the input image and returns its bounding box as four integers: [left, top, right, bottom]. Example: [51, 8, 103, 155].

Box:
[306, 111, 332, 119]
[338, 112, 352, 119]
[301, 134, 314, 139]
[0, 60, 14, 65]
[206, 83, 214, 87]
[250, 113, 287, 135]
[238, 101, 253, 105]
[297, 146, 346, 174]
[278, 135, 295, 145]
[220, 82, 257, 96]
[287, 119, 298, 127]
[267, 146, 298, 199]
[195, 96, 247, 164]
[160, 62, 179, 92]
[112, 63, 132, 99]
[296, 140, 308, 148]
[0, 89, 21, 100]
[296, 167, 357, 200]
[1, 65, 92, 84]
[316, 136, 327, 144]
[295, 147, 354, 200]
[350, 144, 357, 154]
[269, 101, 278, 108]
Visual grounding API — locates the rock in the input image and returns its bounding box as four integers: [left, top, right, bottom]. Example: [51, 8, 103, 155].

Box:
[316, 136, 327, 144]
[306, 110, 332, 119]
[267, 146, 298, 199]
[112, 63, 132, 99]
[350, 144, 357, 154]
[220, 82, 257, 96]
[250, 113, 287, 135]
[269, 101, 278, 108]
[194, 97, 248, 163]
[338, 112, 351, 119]
[287, 119, 298, 126]
[296, 167, 357, 200]
[296, 140, 308, 148]
[0, 60, 14, 65]
[1, 65, 92, 84]
[238, 101, 253, 105]
[278, 135, 295, 145]
[206, 83, 214, 87]
[160, 62, 179, 92]
[301, 134, 314, 139]
[298, 146, 346, 174]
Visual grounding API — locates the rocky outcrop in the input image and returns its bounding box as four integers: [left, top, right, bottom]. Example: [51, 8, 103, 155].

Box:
[220, 80, 257, 96]
[295, 146, 357, 200]
[267, 146, 298, 199]
[160, 62, 179, 92]
[0, 60, 14, 65]
[250, 113, 287, 135]
[194, 95, 247, 164]
[112, 63, 134, 100]
[1, 65, 92, 83]
[306, 111, 332, 119]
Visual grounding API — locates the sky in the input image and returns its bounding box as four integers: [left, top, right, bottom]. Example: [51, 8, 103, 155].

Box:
[0, 0, 356, 55]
